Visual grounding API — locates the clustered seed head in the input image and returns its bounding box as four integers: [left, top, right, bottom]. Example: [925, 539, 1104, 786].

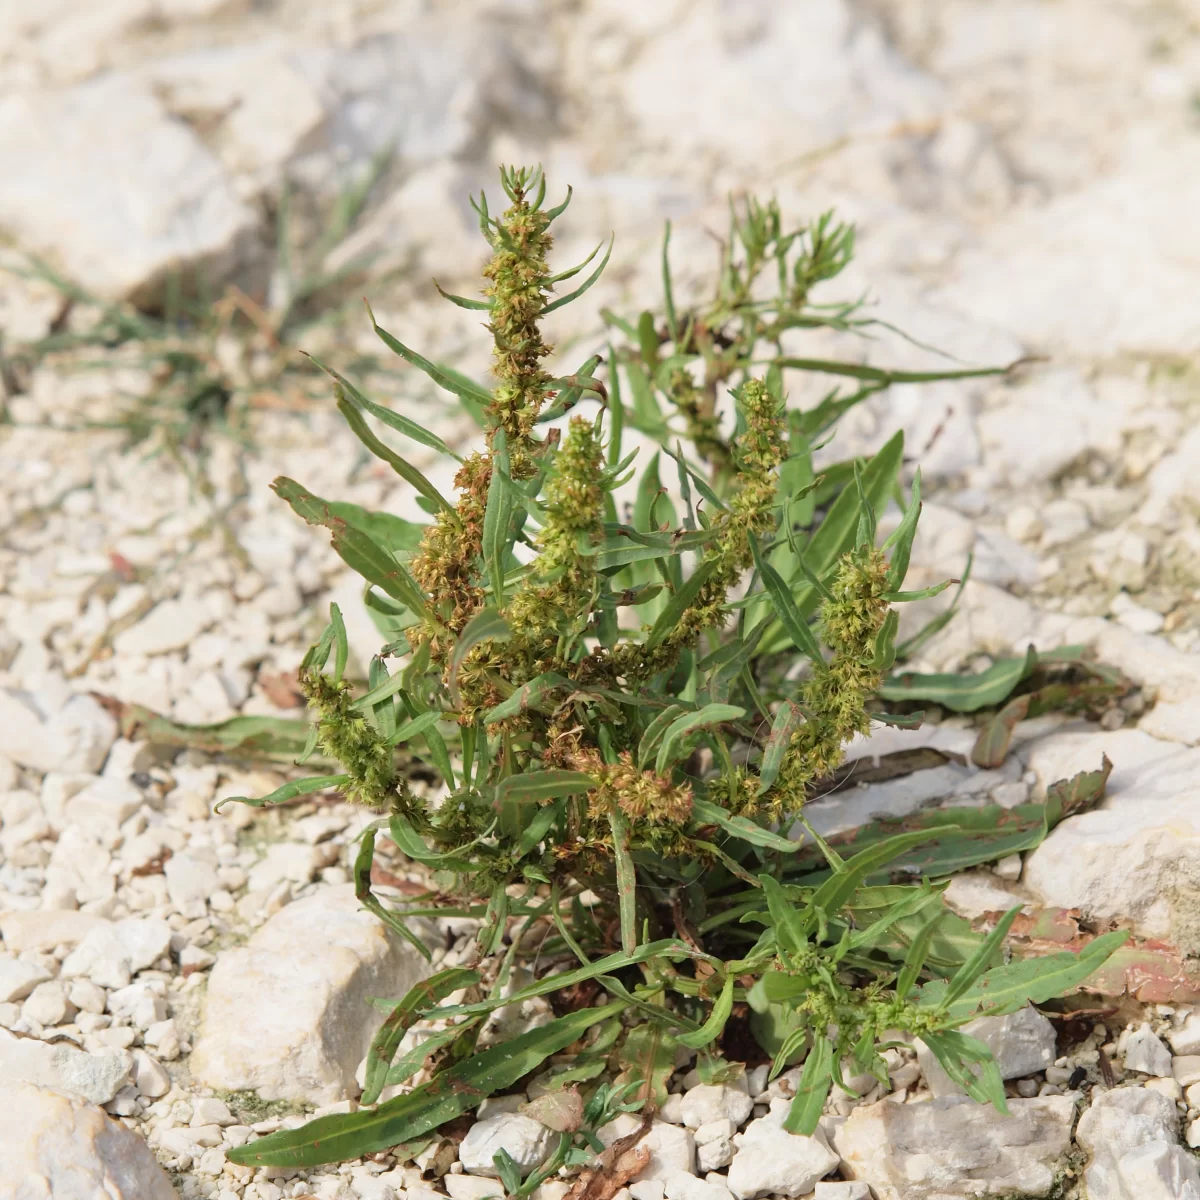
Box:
[507, 416, 604, 642]
[764, 545, 891, 818]
[484, 170, 555, 447]
[300, 669, 398, 809]
[571, 747, 695, 826]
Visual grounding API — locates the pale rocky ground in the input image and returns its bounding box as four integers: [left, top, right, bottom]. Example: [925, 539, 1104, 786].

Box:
[2, 1, 1200, 1198]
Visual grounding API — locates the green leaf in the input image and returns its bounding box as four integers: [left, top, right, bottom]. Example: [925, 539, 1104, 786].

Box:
[624, 359, 669, 439]
[362, 968, 482, 1104]
[808, 828, 949, 928]
[879, 645, 1038, 712]
[335, 393, 457, 518]
[616, 1023, 678, 1109]
[482, 432, 519, 605]
[214, 773, 349, 812]
[920, 1030, 1007, 1112]
[655, 703, 746, 774]
[352, 827, 436, 961]
[422, 940, 690, 1019]
[757, 700, 804, 795]
[448, 608, 512, 708]
[871, 609, 899, 672]
[895, 908, 946, 1001]
[517, 799, 566, 858]
[433, 278, 491, 311]
[383, 1019, 481, 1088]
[782, 1033, 833, 1135]
[775, 357, 1008, 386]
[307, 352, 461, 459]
[387, 814, 487, 873]
[883, 469, 921, 591]
[637, 704, 688, 770]
[483, 672, 571, 724]
[272, 477, 430, 616]
[228, 1003, 627, 1167]
[609, 804, 638, 954]
[760, 876, 808, 956]
[749, 534, 824, 662]
[367, 302, 493, 409]
[119, 706, 315, 762]
[690, 798, 799, 852]
[938, 907, 1022, 1014]
[543, 234, 614, 314]
[678, 975, 736, 1050]
[494, 771, 595, 808]
[921, 929, 1129, 1022]
[644, 562, 718, 652]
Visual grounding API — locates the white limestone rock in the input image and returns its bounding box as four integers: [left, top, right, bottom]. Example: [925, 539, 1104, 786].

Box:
[444, 1176, 504, 1200]
[726, 1098, 839, 1199]
[598, 1114, 696, 1182]
[814, 1185, 870, 1200]
[916, 1006, 1057, 1096]
[0, 74, 255, 304]
[60, 917, 172, 989]
[1076, 1086, 1195, 1200]
[664, 1176, 734, 1200]
[0, 909, 106, 953]
[459, 1113, 554, 1177]
[1021, 730, 1200, 947]
[1123, 1025, 1173, 1077]
[831, 1094, 1075, 1199]
[190, 884, 434, 1104]
[0, 1081, 177, 1199]
[0, 689, 117, 775]
[0, 1027, 132, 1104]
[0, 953, 53, 1003]
[680, 1083, 754, 1129]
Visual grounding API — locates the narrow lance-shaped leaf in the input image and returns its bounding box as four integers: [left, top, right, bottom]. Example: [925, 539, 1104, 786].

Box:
[367, 300, 494, 409]
[227, 1003, 627, 1168]
[749, 533, 825, 663]
[494, 771, 596, 809]
[272, 477, 429, 617]
[783, 1033, 834, 1135]
[883, 468, 921, 591]
[655, 704, 746, 775]
[362, 967, 482, 1105]
[214, 774, 349, 812]
[306, 352, 461, 459]
[690, 798, 799, 853]
[334, 391, 457, 518]
[757, 700, 805, 795]
[879, 645, 1039, 713]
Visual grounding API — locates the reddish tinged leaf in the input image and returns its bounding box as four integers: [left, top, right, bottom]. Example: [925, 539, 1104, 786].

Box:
[1006, 906, 1200, 1004]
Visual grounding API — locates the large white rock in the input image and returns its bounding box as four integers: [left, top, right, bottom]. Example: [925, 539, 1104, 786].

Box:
[916, 1006, 1057, 1096]
[0, 1081, 177, 1199]
[459, 1113, 554, 1178]
[1021, 730, 1200, 947]
[0, 689, 117, 775]
[1076, 1086, 1195, 1200]
[190, 884, 433, 1104]
[598, 1114, 697, 1182]
[0, 909, 107, 953]
[0, 74, 255, 303]
[680, 1083, 754, 1129]
[60, 917, 172, 990]
[112, 598, 216, 659]
[1115, 1141, 1200, 1200]
[832, 1094, 1075, 1199]
[1123, 1025, 1173, 1077]
[726, 1098, 839, 1199]
[0, 1027, 132, 1104]
[0, 954, 53, 1003]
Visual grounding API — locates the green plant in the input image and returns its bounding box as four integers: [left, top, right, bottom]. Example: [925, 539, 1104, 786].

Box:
[224, 166, 1124, 1169]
